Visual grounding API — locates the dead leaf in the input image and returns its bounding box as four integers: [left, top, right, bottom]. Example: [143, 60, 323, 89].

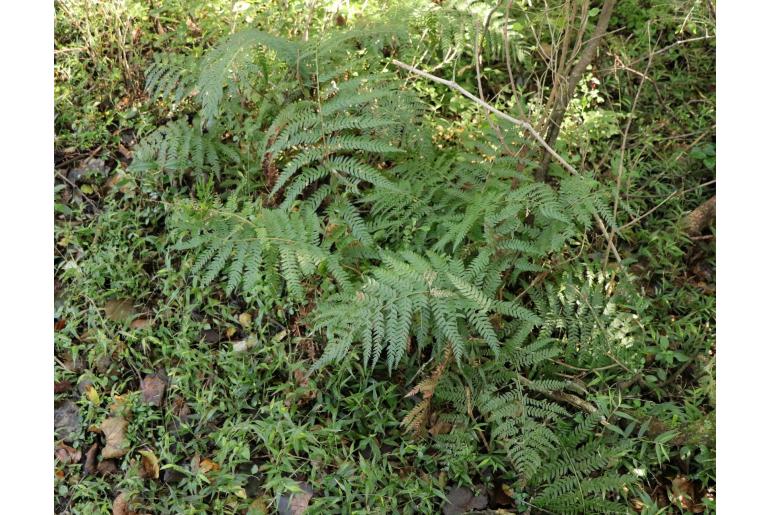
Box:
[671, 476, 704, 513]
[97, 459, 119, 476]
[84, 442, 99, 475]
[233, 334, 258, 352]
[85, 384, 100, 405]
[101, 416, 130, 458]
[109, 394, 132, 418]
[277, 482, 314, 515]
[139, 450, 160, 479]
[130, 318, 153, 330]
[112, 492, 130, 515]
[199, 458, 221, 474]
[171, 397, 191, 421]
[54, 400, 81, 443]
[442, 486, 488, 515]
[141, 374, 167, 407]
[104, 299, 137, 322]
[238, 312, 253, 327]
[54, 380, 72, 394]
[55, 444, 82, 465]
[201, 328, 222, 345]
[428, 419, 452, 437]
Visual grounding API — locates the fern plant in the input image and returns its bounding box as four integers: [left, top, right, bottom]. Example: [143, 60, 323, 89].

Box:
[132, 18, 644, 512]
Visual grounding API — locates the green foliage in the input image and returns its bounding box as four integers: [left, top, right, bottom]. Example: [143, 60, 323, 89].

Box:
[55, 0, 716, 512]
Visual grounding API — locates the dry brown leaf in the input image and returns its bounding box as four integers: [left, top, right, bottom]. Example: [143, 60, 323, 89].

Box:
[139, 450, 160, 479]
[54, 380, 72, 394]
[130, 318, 153, 330]
[199, 458, 221, 474]
[278, 482, 314, 515]
[55, 444, 82, 465]
[104, 299, 137, 322]
[141, 374, 167, 407]
[97, 459, 119, 476]
[83, 442, 99, 475]
[112, 492, 130, 515]
[109, 394, 131, 417]
[428, 419, 452, 437]
[671, 475, 699, 512]
[101, 416, 130, 458]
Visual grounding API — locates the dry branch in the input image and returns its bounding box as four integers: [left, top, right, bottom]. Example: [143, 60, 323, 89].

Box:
[682, 195, 716, 236]
[390, 59, 623, 265]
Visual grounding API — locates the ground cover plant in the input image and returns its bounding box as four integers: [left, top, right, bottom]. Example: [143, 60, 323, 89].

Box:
[55, 0, 715, 513]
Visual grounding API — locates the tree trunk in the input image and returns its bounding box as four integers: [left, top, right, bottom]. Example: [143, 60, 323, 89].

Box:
[536, 0, 617, 181]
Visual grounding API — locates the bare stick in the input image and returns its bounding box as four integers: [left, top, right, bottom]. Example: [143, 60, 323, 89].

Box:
[603, 26, 656, 269]
[390, 59, 623, 265]
[537, 0, 617, 181]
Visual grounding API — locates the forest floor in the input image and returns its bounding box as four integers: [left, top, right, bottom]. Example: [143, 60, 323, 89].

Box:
[54, 1, 715, 513]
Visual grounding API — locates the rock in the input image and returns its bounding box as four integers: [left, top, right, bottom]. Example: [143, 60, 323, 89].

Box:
[54, 400, 81, 443]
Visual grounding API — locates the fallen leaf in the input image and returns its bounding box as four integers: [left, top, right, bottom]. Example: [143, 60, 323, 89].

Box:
[55, 444, 82, 465]
[104, 299, 137, 322]
[54, 318, 67, 331]
[671, 476, 704, 513]
[225, 326, 237, 338]
[109, 395, 132, 418]
[94, 353, 113, 373]
[233, 334, 258, 352]
[139, 450, 160, 479]
[429, 419, 452, 437]
[199, 458, 221, 474]
[141, 374, 167, 407]
[238, 312, 253, 327]
[97, 459, 119, 476]
[112, 492, 130, 515]
[55, 468, 65, 479]
[442, 486, 488, 515]
[85, 384, 101, 405]
[277, 482, 314, 515]
[101, 416, 130, 458]
[201, 328, 222, 345]
[163, 468, 185, 484]
[130, 318, 153, 330]
[84, 442, 99, 475]
[54, 380, 72, 394]
[171, 397, 191, 421]
[54, 400, 81, 443]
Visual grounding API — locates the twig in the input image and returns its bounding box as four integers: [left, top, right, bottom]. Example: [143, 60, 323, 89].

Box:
[390, 59, 623, 265]
[55, 170, 101, 213]
[537, 0, 617, 181]
[603, 26, 656, 269]
[618, 179, 716, 231]
[627, 35, 714, 66]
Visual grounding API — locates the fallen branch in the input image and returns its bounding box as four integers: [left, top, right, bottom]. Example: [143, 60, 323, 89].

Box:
[390, 59, 623, 265]
[682, 195, 716, 236]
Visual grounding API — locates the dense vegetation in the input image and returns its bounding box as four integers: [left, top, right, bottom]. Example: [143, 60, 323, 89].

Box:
[54, 1, 715, 513]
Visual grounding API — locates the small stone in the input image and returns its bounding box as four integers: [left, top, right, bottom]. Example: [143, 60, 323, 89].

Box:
[54, 400, 81, 443]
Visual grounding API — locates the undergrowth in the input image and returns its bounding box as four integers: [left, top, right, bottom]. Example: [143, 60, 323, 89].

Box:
[55, 1, 716, 513]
